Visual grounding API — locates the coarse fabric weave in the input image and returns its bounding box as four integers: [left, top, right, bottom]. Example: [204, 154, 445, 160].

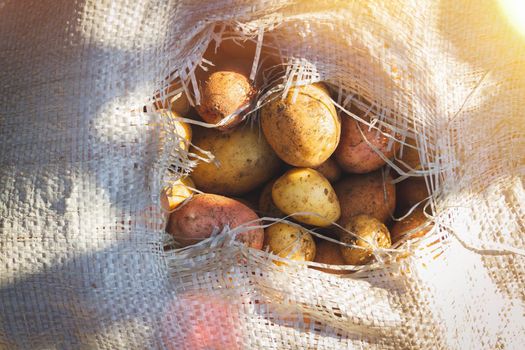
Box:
[1, 0, 524, 349]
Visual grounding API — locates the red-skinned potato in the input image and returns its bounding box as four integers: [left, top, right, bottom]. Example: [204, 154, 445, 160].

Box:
[335, 170, 396, 225]
[396, 177, 429, 211]
[334, 106, 398, 174]
[166, 194, 263, 249]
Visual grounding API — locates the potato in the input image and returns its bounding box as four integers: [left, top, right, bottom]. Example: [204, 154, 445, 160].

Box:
[170, 111, 192, 151]
[272, 168, 341, 227]
[261, 83, 341, 167]
[191, 125, 281, 196]
[313, 240, 348, 274]
[258, 180, 285, 218]
[396, 177, 429, 211]
[395, 137, 422, 173]
[313, 158, 341, 183]
[166, 193, 263, 248]
[160, 177, 195, 211]
[264, 222, 316, 263]
[335, 170, 396, 224]
[196, 60, 255, 130]
[339, 215, 391, 265]
[334, 106, 398, 174]
[391, 208, 432, 243]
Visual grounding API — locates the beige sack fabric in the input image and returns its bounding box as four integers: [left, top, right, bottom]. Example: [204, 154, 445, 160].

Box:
[1, 0, 524, 349]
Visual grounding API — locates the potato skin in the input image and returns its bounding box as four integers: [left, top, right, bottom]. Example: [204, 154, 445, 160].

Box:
[196, 61, 255, 130]
[334, 108, 398, 174]
[264, 222, 316, 263]
[191, 125, 281, 196]
[391, 208, 432, 243]
[334, 170, 396, 225]
[396, 177, 429, 211]
[339, 215, 391, 265]
[261, 83, 341, 167]
[160, 177, 195, 212]
[168, 111, 192, 151]
[313, 158, 342, 183]
[272, 168, 341, 227]
[313, 240, 348, 274]
[167, 194, 263, 248]
[395, 138, 422, 173]
[258, 180, 285, 218]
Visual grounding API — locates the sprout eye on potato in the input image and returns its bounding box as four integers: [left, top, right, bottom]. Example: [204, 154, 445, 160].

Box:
[272, 168, 341, 227]
[264, 222, 316, 264]
[190, 125, 281, 196]
[339, 214, 392, 265]
[261, 83, 341, 167]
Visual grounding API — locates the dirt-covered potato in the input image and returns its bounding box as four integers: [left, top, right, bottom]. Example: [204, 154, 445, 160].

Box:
[160, 177, 195, 211]
[313, 158, 342, 183]
[196, 60, 255, 130]
[335, 170, 396, 224]
[391, 208, 432, 243]
[313, 240, 348, 274]
[339, 214, 391, 265]
[396, 177, 429, 211]
[191, 125, 281, 196]
[166, 193, 263, 249]
[264, 222, 316, 263]
[258, 180, 285, 218]
[334, 107, 398, 174]
[261, 83, 341, 167]
[272, 168, 341, 227]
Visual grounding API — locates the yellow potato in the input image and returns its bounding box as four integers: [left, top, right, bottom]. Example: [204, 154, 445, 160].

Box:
[191, 125, 281, 196]
[339, 215, 391, 265]
[264, 222, 316, 263]
[272, 168, 340, 227]
[261, 83, 341, 167]
[313, 158, 342, 183]
[258, 180, 285, 218]
[160, 177, 195, 211]
[168, 111, 192, 151]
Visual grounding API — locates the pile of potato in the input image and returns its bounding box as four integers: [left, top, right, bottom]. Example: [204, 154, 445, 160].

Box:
[160, 54, 432, 273]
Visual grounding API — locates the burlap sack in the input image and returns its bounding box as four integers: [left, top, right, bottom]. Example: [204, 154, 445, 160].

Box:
[1, 0, 524, 349]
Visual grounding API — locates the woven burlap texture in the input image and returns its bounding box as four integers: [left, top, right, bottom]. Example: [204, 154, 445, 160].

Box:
[1, 0, 524, 349]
